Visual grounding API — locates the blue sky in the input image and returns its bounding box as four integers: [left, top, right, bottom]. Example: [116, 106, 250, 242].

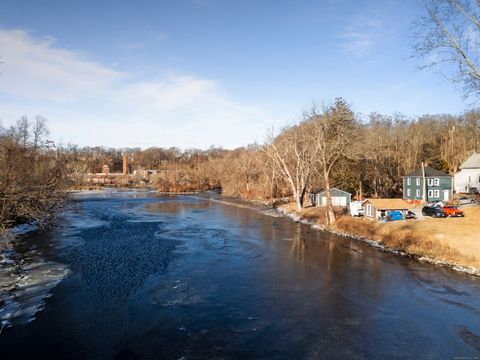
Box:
[0, 0, 469, 149]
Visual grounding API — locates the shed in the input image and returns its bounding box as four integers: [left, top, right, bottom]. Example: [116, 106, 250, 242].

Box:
[311, 188, 352, 207]
[364, 199, 412, 221]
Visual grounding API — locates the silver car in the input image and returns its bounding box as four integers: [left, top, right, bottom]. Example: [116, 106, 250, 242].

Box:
[458, 196, 475, 205]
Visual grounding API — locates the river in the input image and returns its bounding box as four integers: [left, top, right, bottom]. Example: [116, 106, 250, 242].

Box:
[1, 191, 480, 359]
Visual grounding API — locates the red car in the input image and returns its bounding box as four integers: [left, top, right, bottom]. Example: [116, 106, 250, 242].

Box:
[442, 205, 465, 217]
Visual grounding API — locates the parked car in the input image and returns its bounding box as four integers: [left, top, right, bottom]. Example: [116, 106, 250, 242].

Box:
[457, 197, 475, 205]
[422, 206, 447, 218]
[405, 210, 417, 220]
[442, 205, 465, 217]
[427, 200, 444, 208]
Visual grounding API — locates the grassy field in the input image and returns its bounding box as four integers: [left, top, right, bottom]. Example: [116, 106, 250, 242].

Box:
[281, 203, 480, 270]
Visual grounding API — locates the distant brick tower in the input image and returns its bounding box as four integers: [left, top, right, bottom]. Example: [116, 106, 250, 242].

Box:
[123, 154, 127, 175]
[102, 164, 109, 176]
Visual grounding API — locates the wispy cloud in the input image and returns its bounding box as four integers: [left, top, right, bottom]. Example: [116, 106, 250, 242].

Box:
[0, 29, 274, 148]
[0, 30, 124, 102]
[339, 13, 383, 57]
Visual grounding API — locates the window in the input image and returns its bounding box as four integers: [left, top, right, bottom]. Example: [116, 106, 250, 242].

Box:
[416, 178, 421, 186]
[427, 178, 433, 186]
[434, 178, 439, 186]
[434, 190, 440, 198]
[367, 204, 374, 217]
[407, 178, 411, 186]
[416, 189, 421, 198]
[407, 189, 411, 196]
[469, 176, 472, 183]
[428, 190, 433, 198]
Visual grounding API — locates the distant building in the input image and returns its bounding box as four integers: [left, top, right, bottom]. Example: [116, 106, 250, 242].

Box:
[133, 169, 159, 177]
[402, 166, 453, 202]
[454, 153, 480, 194]
[310, 188, 352, 207]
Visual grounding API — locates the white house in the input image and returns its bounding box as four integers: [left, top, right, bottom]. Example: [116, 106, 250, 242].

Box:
[454, 153, 480, 194]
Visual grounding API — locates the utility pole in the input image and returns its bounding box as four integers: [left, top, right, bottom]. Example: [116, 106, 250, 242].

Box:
[421, 161, 427, 203]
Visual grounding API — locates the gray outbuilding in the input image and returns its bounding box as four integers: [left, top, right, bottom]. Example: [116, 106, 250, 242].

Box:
[310, 188, 352, 207]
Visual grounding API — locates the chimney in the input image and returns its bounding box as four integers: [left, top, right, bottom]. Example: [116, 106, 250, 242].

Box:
[123, 154, 127, 175]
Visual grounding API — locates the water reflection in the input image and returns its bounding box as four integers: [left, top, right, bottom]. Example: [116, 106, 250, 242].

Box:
[145, 198, 210, 214]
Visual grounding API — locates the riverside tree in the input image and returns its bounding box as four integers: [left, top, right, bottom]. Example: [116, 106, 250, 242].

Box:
[0, 117, 67, 231]
[264, 120, 319, 211]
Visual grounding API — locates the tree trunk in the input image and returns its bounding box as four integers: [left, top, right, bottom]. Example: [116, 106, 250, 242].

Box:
[295, 190, 302, 212]
[324, 170, 336, 226]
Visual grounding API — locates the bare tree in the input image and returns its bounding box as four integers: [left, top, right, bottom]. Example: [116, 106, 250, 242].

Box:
[412, 0, 480, 97]
[264, 121, 319, 211]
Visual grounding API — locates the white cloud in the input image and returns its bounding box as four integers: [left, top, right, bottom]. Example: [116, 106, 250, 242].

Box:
[340, 13, 383, 57]
[0, 29, 275, 149]
[0, 30, 124, 101]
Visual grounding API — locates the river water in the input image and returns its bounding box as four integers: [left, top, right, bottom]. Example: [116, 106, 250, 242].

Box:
[1, 191, 480, 359]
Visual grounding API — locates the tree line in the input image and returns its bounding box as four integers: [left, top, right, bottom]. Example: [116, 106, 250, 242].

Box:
[1, 103, 479, 230]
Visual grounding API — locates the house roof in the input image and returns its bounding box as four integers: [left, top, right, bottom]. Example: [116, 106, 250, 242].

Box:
[314, 188, 352, 196]
[365, 198, 413, 210]
[460, 153, 480, 169]
[403, 166, 451, 177]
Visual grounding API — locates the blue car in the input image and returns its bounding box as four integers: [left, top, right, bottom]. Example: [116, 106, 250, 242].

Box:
[386, 211, 403, 221]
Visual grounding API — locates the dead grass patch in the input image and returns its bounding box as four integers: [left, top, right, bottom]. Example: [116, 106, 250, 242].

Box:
[336, 215, 479, 269]
[282, 202, 480, 270]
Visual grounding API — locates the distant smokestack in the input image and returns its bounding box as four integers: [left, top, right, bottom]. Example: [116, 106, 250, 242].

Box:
[123, 154, 127, 175]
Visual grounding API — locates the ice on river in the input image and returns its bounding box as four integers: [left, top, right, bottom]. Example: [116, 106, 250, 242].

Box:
[0, 246, 69, 329]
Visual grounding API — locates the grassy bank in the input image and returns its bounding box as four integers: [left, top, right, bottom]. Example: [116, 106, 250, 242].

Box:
[280, 203, 480, 273]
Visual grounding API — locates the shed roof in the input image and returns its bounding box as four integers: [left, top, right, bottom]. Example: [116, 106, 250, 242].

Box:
[315, 188, 352, 197]
[460, 153, 480, 169]
[365, 198, 413, 210]
[403, 166, 451, 177]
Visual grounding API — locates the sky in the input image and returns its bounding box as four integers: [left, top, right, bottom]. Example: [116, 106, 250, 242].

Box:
[0, 0, 470, 149]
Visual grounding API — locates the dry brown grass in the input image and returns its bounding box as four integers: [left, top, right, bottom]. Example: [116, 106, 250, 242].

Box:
[377, 206, 480, 268]
[282, 202, 480, 270]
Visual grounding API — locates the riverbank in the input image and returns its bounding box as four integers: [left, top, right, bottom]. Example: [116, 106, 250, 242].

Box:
[278, 203, 480, 276]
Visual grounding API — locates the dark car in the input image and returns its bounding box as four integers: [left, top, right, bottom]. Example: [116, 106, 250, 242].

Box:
[422, 206, 447, 218]
[405, 210, 417, 219]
